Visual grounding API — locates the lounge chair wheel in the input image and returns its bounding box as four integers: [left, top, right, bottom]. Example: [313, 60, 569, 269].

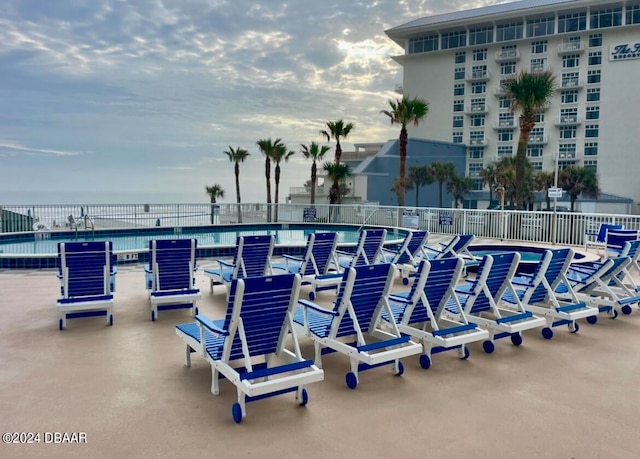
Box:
[151, 310, 156, 322]
[541, 327, 554, 340]
[345, 372, 358, 390]
[568, 322, 579, 333]
[621, 305, 632, 315]
[510, 333, 523, 346]
[460, 346, 470, 360]
[609, 308, 619, 319]
[419, 354, 432, 370]
[402, 277, 409, 286]
[194, 306, 199, 315]
[395, 361, 405, 376]
[298, 388, 309, 406]
[308, 291, 316, 301]
[586, 315, 598, 325]
[482, 340, 495, 354]
[59, 318, 64, 331]
[232, 403, 243, 424]
[109, 315, 114, 326]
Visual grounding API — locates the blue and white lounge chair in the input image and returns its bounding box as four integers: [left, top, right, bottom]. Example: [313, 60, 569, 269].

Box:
[382, 230, 430, 285]
[293, 263, 422, 389]
[147, 239, 201, 321]
[204, 235, 275, 293]
[584, 223, 623, 254]
[609, 240, 640, 295]
[604, 230, 639, 259]
[175, 273, 324, 423]
[505, 248, 599, 339]
[384, 258, 489, 369]
[335, 228, 387, 270]
[56, 241, 115, 330]
[273, 232, 342, 300]
[559, 256, 638, 318]
[423, 234, 475, 260]
[447, 253, 546, 353]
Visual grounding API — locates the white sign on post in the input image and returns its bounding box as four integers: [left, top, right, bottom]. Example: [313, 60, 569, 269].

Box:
[548, 187, 563, 198]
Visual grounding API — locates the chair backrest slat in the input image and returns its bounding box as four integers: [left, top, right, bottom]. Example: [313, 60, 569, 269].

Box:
[238, 235, 274, 278]
[58, 241, 112, 298]
[151, 239, 196, 291]
[300, 232, 338, 276]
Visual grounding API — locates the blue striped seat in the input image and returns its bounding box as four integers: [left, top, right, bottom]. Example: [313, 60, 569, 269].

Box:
[293, 263, 421, 390]
[382, 230, 429, 284]
[335, 228, 387, 270]
[175, 273, 323, 424]
[148, 239, 200, 321]
[56, 241, 115, 330]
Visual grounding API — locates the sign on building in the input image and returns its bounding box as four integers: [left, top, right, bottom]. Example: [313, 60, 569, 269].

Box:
[609, 43, 640, 61]
[548, 187, 563, 198]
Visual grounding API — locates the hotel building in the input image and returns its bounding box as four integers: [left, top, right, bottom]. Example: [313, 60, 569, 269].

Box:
[386, 0, 640, 212]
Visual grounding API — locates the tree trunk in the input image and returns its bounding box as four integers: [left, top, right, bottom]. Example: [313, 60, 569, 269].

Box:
[335, 139, 342, 165]
[438, 182, 443, 208]
[415, 185, 419, 207]
[515, 119, 533, 209]
[398, 126, 407, 206]
[488, 189, 493, 208]
[274, 164, 281, 222]
[310, 161, 316, 205]
[265, 157, 272, 222]
[235, 163, 242, 223]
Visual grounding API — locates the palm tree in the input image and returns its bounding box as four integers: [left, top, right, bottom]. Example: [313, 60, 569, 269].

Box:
[320, 120, 354, 165]
[428, 161, 455, 208]
[381, 96, 429, 206]
[256, 138, 284, 222]
[534, 170, 555, 210]
[504, 70, 556, 208]
[559, 166, 600, 212]
[223, 146, 250, 223]
[391, 177, 414, 203]
[300, 142, 331, 205]
[495, 156, 535, 208]
[447, 175, 473, 209]
[322, 162, 352, 205]
[479, 164, 499, 208]
[407, 165, 432, 206]
[271, 143, 295, 222]
[205, 184, 225, 224]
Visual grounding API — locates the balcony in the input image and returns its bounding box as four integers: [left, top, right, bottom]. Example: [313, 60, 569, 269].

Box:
[530, 63, 550, 73]
[493, 119, 516, 129]
[554, 116, 582, 126]
[555, 151, 581, 161]
[528, 135, 548, 145]
[558, 79, 583, 90]
[467, 138, 487, 146]
[558, 41, 585, 55]
[495, 49, 520, 62]
[466, 70, 490, 82]
[465, 104, 488, 114]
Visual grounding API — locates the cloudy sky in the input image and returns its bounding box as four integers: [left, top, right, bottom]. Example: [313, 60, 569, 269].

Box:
[0, 0, 506, 204]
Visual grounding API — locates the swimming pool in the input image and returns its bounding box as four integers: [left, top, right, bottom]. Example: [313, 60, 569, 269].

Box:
[0, 223, 406, 269]
[468, 244, 594, 273]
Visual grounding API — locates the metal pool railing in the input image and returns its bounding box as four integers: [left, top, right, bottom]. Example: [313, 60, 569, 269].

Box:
[2, 203, 640, 247]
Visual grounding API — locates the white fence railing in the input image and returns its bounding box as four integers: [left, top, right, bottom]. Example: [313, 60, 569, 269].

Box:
[2, 203, 639, 247]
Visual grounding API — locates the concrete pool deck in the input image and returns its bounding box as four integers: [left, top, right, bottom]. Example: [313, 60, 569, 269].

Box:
[1, 236, 639, 458]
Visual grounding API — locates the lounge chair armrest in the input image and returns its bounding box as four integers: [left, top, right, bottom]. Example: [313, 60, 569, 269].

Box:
[389, 294, 412, 304]
[335, 249, 353, 257]
[511, 275, 535, 287]
[283, 254, 304, 262]
[217, 259, 235, 268]
[195, 315, 228, 335]
[298, 299, 337, 316]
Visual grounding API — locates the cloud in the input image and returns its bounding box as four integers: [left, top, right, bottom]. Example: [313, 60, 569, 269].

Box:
[0, 142, 82, 157]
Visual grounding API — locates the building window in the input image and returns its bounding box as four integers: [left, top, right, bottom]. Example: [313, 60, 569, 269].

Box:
[563, 54, 580, 68]
[453, 99, 464, 112]
[531, 40, 548, 54]
[471, 82, 486, 95]
[497, 145, 513, 156]
[442, 30, 467, 50]
[627, 4, 640, 25]
[587, 70, 601, 84]
[586, 106, 600, 120]
[454, 83, 465, 96]
[496, 21, 523, 41]
[452, 115, 464, 128]
[530, 127, 544, 141]
[473, 48, 488, 61]
[531, 161, 543, 171]
[497, 130, 513, 142]
[501, 61, 516, 75]
[499, 97, 511, 109]
[469, 147, 484, 159]
[470, 114, 485, 127]
[561, 72, 580, 88]
[585, 124, 599, 138]
[560, 107, 578, 122]
[588, 51, 602, 66]
[527, 145, 543, 157]
[533, 112, 545, 123]
[587, 88, 600, 102]
[455, 51, 466, 63]
[470, 98, 486, 111]
[584, 160, 597, 171]
[409, 34, 439, 54]
[470, 131, 485, 143]
[469, 26, 493, 46]
[559, 143, 577, 155]
[584, 142, 598, 156]
[560, 126, 577, 139]
[561, 90, 579, 104]
[526, 17, 554, 37]
[454, 67, 465, 80]
[531, 57, 547, 72]
[468, 163, 483, 177]
[453, 131, 464, 144]
[590, 7, 622, 29]
[498, 113, 514, 126]
[558, 12, 587, 33]
[589, 33, 603, 47]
